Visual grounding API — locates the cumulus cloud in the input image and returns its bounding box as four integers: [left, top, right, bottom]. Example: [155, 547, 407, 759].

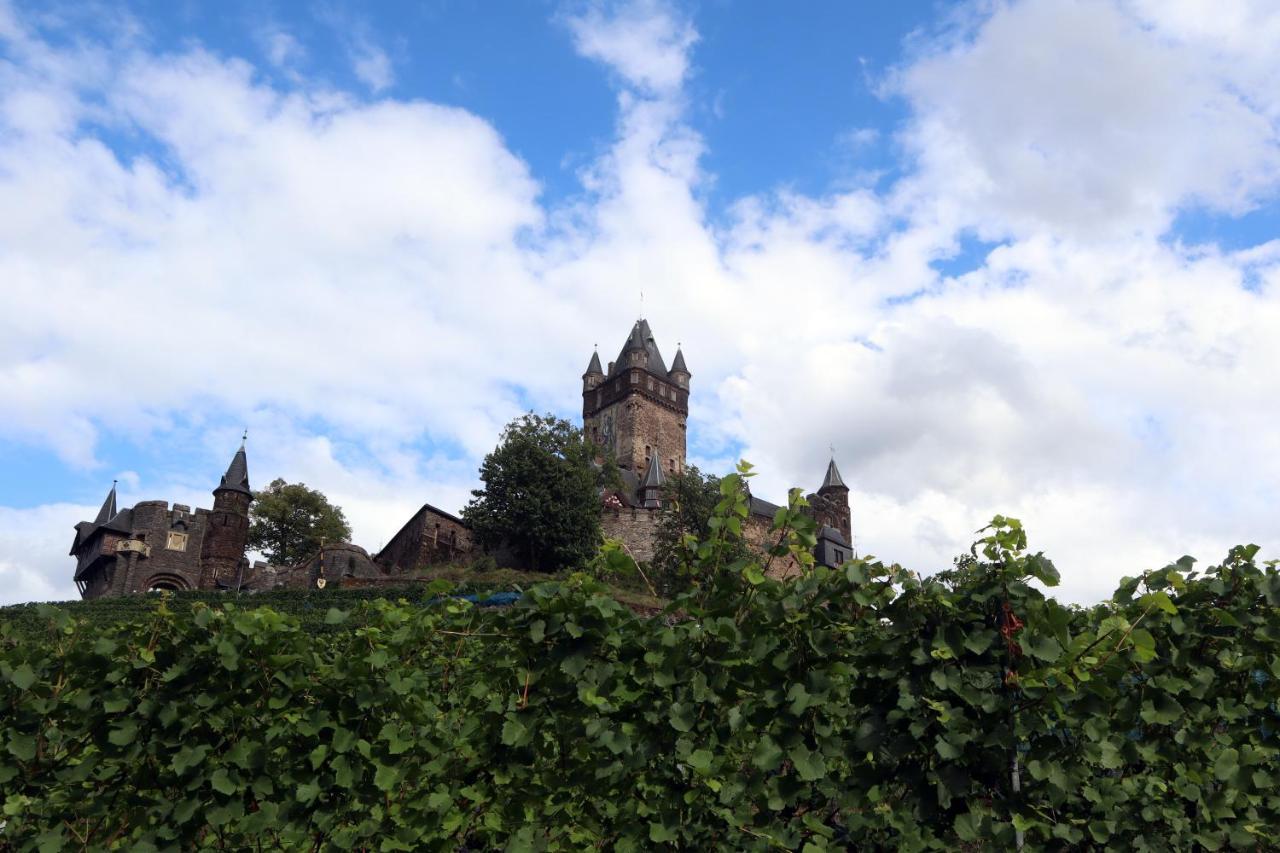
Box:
[888, 0, 1280, 241]
[4, 0, 1280, 608]
[563, 0, 697, 95]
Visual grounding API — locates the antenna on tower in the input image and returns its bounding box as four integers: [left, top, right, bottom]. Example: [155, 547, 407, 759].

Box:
[639, 290, 645, 318]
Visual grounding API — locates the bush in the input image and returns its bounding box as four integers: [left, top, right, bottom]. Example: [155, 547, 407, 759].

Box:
[3, 463, 1279, 850]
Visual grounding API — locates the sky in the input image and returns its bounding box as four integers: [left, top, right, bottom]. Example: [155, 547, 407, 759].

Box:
[2, 0, 1280, 606]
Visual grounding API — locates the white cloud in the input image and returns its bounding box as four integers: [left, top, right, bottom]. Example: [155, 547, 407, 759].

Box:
[563, 0, 697, 95]
[889, 0, 1280, 241]
[4, 0, 1280, 608]
[259, 27, 306, 74]
[350, 37, 393, 93]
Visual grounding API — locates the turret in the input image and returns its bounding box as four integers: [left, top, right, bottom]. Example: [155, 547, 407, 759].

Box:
[819, 458, 847, 497]
[813, 458, 852, 545]
[668, 346, 690, 390]
[640, 452, 665, 509]
[583, 349, 604, 392]
[200, 436, 253, 589]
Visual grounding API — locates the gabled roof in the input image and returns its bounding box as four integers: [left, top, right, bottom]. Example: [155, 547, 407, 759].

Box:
[748, 495, 783, 519]
[70, 507, 134, 561]
[820, 458, 847, 491]
[610, 319, 669, 378]
[816, 525, 850, 548]
[71, 485, 127, 554]
[217, 442, 251, 495]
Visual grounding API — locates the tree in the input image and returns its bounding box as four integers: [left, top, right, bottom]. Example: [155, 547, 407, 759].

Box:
[649, 465, 751, 596]
[248, 479, 352, 566]
[463, 413, 602, 572]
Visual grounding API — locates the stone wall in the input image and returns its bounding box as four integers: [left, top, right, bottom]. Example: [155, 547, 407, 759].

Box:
[377, 503, 474, 573]
[743, 514, 804, 580]
[601, 507, 662, 563]
[118, 501, 211, 594]
[584, 369, 687, 475]
[200, 490, 252, 590]
[807, 489, 852, 544]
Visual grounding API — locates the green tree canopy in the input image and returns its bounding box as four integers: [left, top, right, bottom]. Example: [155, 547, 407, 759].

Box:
[649, 465, 749, 596]
[462, 413, 601, 572]
[248, 478, 352, 566]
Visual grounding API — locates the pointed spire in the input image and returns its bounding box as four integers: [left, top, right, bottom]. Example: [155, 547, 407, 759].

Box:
[584, 349, 604, 376]
[642, 453, 665, 489]
[217, 438, 252, 495]
[820, 458, 847, 491]
[94, 481, 118, 524]
[640, 452, 665, 508]
[669, 346, 688, 375]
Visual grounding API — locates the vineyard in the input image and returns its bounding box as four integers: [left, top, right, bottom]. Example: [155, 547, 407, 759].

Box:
[3, 471, 1280, 850]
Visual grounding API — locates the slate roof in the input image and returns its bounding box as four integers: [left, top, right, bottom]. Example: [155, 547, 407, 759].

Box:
[610, 319, 669, 378]
[820, 459, 847, 490]
[584, 350, 604, 376]
[669, 347, 689, 375]
[748, 495, 783, 520]
[817, 525, 851, 548]
[71, 485, 131, 555]
[641, 454, 665, 489]
[94, 483, 117, 524]
[218, 443, 252, 495]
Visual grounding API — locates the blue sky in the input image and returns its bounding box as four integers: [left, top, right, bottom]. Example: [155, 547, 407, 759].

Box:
[2, 0, 1280, 604]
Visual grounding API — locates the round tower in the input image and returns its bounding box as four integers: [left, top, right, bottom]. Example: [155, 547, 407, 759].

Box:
[199, 438, 253, 589]
[815, 458, 852, 545]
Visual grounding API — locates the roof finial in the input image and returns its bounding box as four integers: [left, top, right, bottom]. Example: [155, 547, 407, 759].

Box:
[639, 290, 644, 319]
[241, 429, 248, 448]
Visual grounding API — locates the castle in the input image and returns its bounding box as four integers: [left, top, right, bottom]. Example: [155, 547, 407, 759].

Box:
[70, 320, 853, 597]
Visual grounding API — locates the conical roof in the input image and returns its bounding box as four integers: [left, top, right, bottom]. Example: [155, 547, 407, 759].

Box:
[217, 441, 252, 495]
[612, 319, 668, 377]
[669, 347, 688, 375]
[641, 452, 665, 489]
[820, 458, 847, 491]
[584, 350, 604, 376]
[94, 482, 118, 524]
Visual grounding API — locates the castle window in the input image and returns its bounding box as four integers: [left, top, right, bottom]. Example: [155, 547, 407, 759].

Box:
[630, 372, 638, 384]
[647, 377, 653, 390]
[834, 549, 844, 564]
[166, 531, 188, 552]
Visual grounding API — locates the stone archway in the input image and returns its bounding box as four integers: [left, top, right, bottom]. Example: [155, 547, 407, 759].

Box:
[144, 573, 191, 593]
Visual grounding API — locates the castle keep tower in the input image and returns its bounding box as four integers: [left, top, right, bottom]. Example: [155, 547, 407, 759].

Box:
[199, 440, 253, 588]
[583, 319, 689, 476]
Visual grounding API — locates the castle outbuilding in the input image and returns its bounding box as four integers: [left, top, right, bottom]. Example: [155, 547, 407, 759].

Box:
[71, 442, 254, 597]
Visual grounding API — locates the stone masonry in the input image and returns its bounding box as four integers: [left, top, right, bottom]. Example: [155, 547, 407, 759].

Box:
[71, 319, 854, 596]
